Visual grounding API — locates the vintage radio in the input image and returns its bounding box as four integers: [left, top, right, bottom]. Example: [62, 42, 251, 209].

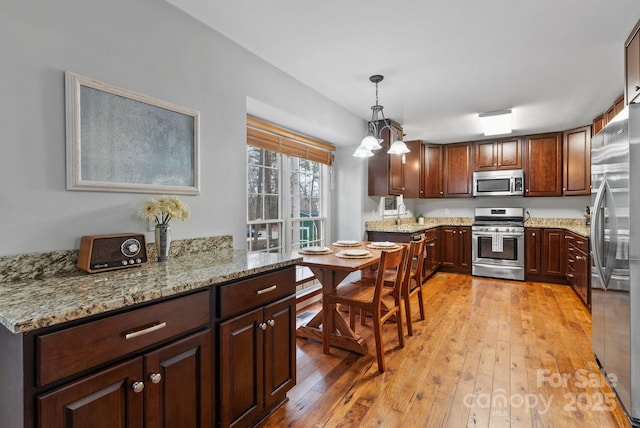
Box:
[77, 233, 149, 273]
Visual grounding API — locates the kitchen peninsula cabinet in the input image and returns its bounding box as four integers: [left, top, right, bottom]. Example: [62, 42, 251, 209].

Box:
[217, 268, 296, 428]
[524, 132, 563, 196]
[563, 125, 591, 196]
[439, 226, 471, 273]
[474, 137, 522, 171]
[368, 120, 404, 196]
[443, 143, 473, 198]
[35, 290, 212, 428]
[421, 143, 443, 198]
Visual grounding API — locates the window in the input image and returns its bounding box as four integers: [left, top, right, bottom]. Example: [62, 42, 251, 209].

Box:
[246, 117, 335, 295]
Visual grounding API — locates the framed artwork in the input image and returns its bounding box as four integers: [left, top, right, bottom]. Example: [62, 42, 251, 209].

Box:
[65, 72, 200, 194]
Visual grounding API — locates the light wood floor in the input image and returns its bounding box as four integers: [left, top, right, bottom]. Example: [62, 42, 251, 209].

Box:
[261, 273, 632, 428]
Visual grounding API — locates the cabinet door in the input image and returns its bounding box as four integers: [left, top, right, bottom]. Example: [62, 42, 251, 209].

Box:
[525, 229, 542, 275]
[457, 227, 472, 272]
[263, 297, 296, 409]
[474, 141, 496, 171]
[421, 144, 443, 198]
[524, 133, 563, 196]
[403, 140, 422, 198]
[439, 227, 456, 268]
[563, 126, 591, 196]
[219, 308, 264, 428]
[626, 26, 640, 105]
[423, 237, 439, 278]
[37, 358, 144, 428]
[542, 229, 565, 277]
[144, 330, 212, 428]
[592, 115, 605, 136]
[497, 138, 522, 170]
[444, 143, 472, 197]
[574, 250, 589, 306]
[368, 121, 404, 196]
[389, 150, 405, 195]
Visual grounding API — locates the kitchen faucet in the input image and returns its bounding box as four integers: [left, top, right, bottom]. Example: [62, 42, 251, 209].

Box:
[395, 203, 406, 225]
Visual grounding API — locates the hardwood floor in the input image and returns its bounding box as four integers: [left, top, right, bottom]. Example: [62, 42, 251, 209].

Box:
[261, 273, 632, 428]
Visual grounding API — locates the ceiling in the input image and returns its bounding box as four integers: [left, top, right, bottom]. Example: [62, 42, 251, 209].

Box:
[166, 0, 640, 145]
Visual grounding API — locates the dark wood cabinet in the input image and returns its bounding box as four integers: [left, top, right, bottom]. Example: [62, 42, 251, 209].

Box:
[474, 138, 522, 171]
[422, 229, 439, 279]
[35, 291, 213, 428]
[443, 143, 473, 198]
[563, 125, 591, 196]
[368, 120, 404, 196]
[403, 140, 422, 199]
[626, 19, 640, 105]
[525, 228, 543, 276]
[524, 132, 563, 196]
[565, 232, 590, 309]
[439, 226, 471, 273]
[217, 269, 296, 428]
[542, 229, 565, 278]
[421, 143, 443, 198]
[592, 114, 605, 136]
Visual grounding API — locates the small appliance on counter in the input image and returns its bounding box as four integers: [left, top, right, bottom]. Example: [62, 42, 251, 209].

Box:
[77, 233, 149, 273]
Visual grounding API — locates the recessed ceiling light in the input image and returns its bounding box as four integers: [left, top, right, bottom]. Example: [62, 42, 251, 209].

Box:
[479, 109, 512, 136]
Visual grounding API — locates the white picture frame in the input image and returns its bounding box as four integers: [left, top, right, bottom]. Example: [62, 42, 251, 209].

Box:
[65, 72, 200, 195]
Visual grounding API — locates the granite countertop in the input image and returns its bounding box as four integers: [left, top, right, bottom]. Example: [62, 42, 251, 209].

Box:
[0, 249, 301, 334]
[366, 216, 590, 238]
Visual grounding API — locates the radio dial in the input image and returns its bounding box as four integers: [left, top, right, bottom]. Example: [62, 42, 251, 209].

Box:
[121, 238, 142, 257]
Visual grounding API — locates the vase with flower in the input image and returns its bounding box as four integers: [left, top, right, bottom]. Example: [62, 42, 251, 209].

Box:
[139, 196, 190, 262]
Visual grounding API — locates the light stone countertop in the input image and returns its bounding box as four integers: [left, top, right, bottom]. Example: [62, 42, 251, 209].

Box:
[0, 250, 301, 334]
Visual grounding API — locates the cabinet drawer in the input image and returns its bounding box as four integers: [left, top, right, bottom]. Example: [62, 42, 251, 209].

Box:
[36, 290, 210, 387]
[573, 236, 588, 253]
[218, 268, 295, 319]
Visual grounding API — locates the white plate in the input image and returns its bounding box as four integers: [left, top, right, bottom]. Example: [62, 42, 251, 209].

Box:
[303, 246, 330, 253]
[342, 249, 370, 257]
[371, 241, 396, 247]
[334, 240, 360, 245]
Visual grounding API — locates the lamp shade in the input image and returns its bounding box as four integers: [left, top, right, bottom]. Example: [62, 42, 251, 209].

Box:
[352, 142, 374, 158]
[387, 138, 410, 155]
[361, 134, 382, 150]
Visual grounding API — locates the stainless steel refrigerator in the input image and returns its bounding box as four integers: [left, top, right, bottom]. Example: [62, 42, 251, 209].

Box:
[591, 104, 640, 425]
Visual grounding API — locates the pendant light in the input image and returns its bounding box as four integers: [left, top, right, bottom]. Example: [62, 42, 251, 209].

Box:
[353, 75, 409, 157]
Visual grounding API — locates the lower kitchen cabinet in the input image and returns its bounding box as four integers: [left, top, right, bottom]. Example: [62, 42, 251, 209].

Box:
[422, 229, 439, 279]
[216, 268, 296, 428]
[525, 228, 543, 276]
[37, 329, 212, 428]
[439, 226, 471, 273]
[565, 232, 590, 308]
[525, 228, 566, 282]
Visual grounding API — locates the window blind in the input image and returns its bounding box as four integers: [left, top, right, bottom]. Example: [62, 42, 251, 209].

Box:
[247, 116, 335, 165]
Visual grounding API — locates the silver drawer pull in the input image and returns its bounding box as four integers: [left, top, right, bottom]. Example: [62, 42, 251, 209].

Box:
[125, 322, 167, 340]
[257, 285, 277, 295]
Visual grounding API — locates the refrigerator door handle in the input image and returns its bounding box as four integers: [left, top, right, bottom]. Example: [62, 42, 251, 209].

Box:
[591, 179, 607, 288]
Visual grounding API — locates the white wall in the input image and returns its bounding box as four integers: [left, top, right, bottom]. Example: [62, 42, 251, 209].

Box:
[0, 0, 364, 256]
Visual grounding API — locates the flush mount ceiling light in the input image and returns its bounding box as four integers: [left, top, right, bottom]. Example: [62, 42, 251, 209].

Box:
[479, 109, 512, 136]
[353, 74, 409, 157]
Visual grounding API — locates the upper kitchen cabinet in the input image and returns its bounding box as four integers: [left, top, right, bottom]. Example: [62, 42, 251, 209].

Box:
[473, 138, 522, 171]
[368, 120, 404, 196]
[563, 125, 591, 196]
[443, 142, 473, 198]
[626, 18, 640, 104]
[421, 143, 443, 198]
[403, 140, 422, 199]
[524, 132, 563, 196]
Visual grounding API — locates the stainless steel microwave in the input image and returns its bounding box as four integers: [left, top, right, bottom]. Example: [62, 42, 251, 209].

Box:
[472, 169, 524, 196]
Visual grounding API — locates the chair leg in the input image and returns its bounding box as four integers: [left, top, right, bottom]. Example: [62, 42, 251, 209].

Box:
[417, 286, 426, 320]
[404, 291, 413, 336]
[372, 311, 385, 373]
[395, 301, 405, 348]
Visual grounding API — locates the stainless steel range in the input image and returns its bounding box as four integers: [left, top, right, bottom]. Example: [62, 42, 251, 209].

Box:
[472, 207, 525, 281]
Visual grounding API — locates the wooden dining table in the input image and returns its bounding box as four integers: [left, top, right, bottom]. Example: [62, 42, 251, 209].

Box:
[295, 241, 399, 355]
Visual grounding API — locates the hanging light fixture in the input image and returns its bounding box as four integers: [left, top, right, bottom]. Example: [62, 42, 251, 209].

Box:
[353, 74, 409, 157]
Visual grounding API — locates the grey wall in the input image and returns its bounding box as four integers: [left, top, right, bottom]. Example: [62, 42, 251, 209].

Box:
[0, 0, 364, 257]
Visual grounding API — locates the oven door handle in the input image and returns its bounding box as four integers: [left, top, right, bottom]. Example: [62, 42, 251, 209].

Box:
[473, 233, 523, 239]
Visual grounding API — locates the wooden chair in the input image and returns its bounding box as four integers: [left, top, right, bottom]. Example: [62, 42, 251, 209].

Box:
[324, 246, 408, 373]
[401, 237, 427, 336]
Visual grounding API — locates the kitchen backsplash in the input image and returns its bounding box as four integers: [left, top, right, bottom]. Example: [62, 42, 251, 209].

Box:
[0, 235, 233, 283]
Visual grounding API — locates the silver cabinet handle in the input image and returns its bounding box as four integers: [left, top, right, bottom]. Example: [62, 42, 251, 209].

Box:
[267, 319, 275, 327]
[125, 322, 167, 340]
[149, 373, 162, 384]
[257, 285, 277, 295]
[132, 381, 144, 393]
[259, 322, 267, 330]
